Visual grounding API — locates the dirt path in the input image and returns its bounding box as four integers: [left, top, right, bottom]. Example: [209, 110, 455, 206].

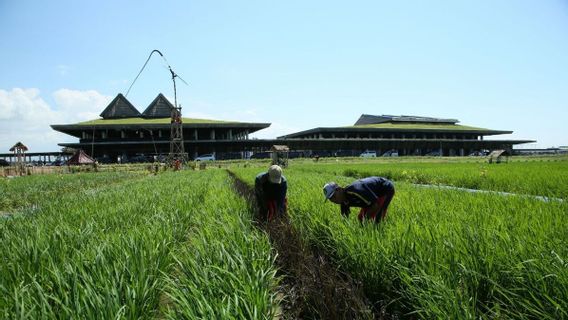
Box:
[229, 171, 379, 319]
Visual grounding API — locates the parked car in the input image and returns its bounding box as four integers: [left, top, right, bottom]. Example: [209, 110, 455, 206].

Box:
[382, 150, 399, 157]
[49, 158, 66, 166]
[96, 155, 113, 164]
[360, 150, 377, 158]
[469, 151, 488, 156]
[126, 155, 151, 163]
[425, 151, 441, 157]
[334, 150, 356, 157]
[0, 159, 10, 167]
[250, 152, 271, 159]
[195, 154, 215, 161]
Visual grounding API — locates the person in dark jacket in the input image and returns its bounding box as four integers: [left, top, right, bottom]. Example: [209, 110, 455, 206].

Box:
[323, 176, 395, 223]
[255, 165, 287, 221]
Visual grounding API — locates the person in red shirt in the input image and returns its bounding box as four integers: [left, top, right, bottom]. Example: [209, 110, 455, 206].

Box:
[323, 176, 395, 223]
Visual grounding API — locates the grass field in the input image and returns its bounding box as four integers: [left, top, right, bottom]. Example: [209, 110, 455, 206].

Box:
[1, 156, 567, 319]
[1, 170, 277, 319]
[293, 160, 568, 199]
[232, 157, 568, 319]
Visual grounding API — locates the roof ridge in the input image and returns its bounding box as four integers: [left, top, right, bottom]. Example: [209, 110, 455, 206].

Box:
[142, 93, 175, 118]
[99, 93, 142, 119]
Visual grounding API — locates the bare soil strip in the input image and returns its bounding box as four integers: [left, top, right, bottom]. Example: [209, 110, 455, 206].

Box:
[228, 171, 378, 319]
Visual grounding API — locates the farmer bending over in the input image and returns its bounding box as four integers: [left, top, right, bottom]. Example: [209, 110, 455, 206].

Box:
[255, 165, 287, 221]
[323, 176, 395, 223]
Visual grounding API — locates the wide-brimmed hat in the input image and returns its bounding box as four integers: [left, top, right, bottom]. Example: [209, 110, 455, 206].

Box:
[268, 165, 282, 184]
[323, 182, 339, 201]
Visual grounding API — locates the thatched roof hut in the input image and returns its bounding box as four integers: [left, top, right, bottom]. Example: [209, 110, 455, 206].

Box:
[67, 149, 96, 165]
[9, 142, 28, 152]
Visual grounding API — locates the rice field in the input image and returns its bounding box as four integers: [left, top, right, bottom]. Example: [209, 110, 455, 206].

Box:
[1, 157, 567, 319]
[293, 159, 568, 199]
[232, 159, 568, 319]
[1, 170, 277, 319]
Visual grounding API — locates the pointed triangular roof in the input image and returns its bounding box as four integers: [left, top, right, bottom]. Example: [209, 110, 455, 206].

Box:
[67, 149, 95, 165]
[99, 94, 142, 119]
[9, 141, 28, 152]
[142, 93, 175, 118]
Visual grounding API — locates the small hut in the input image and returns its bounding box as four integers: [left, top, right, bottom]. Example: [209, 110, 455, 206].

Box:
[270, 145, 289, 167]
[487, 149, 510, 164]
[67, 149, 96, 165]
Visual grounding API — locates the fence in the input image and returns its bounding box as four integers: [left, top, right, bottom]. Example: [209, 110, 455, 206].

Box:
[1, 163, 159, 177]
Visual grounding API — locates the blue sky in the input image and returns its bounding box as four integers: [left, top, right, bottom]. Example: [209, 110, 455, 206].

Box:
[1, 0, 567, 152]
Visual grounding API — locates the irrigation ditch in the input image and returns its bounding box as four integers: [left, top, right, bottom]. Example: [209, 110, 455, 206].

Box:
[412, 183, 565, 203]
[228, 170, 385, 319]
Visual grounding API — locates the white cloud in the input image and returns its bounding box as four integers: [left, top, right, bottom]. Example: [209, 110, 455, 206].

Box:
[0, 88, 112, 152]
[0, 90, 300, 153]
[53, 89, 112, 122]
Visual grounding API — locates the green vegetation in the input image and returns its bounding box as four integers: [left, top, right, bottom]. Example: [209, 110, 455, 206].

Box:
[294, 160, 568, 199]
[0, 170, 277, 319]
[2, 157, 567, 319]
[349, 122, 493, 131]
[77, 117, 234, 125]
[0, 171, 142, 211]
[232, 164, 568, 319]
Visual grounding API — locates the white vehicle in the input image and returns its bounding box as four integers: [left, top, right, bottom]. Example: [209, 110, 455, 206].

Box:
[360, 150, 377, 158]
[195, 154, 215, 161]
[382, 150, 399, 157]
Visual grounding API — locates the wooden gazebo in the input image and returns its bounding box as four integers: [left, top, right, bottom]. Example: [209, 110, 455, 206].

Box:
[9, 142, 28, 175]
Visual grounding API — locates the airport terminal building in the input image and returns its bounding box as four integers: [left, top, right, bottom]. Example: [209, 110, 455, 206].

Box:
[51, 95, 534, 161]
[277, 114, 534, 157]
[51, 94, 270, 161]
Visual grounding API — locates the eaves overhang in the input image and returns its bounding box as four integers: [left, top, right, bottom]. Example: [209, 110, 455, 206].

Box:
[52, 122, 270, 136]
[278, 127, 512, 139]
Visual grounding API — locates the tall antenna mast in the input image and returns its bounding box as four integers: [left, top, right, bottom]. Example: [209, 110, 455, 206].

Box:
[163, 53, 189, 165]
[126, 50, 189, 166]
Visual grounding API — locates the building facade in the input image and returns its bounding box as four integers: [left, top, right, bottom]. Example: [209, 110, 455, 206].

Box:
[277, 114, 534, 157]
[52, 97, 534, 161]
[51, 93, 270, 161]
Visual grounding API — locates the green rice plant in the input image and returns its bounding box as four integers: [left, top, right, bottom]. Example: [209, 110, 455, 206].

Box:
[162, 171, 278, 319]
[1, 170, 278, 319]
[0, 171, 143, 211]
[293, 160, 568, 199]
[232, 166, 568, 319]
[1, 172, 199, 319]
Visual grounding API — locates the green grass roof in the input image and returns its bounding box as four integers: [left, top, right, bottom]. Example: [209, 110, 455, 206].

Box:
[77, 117, 233, 125]
[349, 122, 491, 131]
